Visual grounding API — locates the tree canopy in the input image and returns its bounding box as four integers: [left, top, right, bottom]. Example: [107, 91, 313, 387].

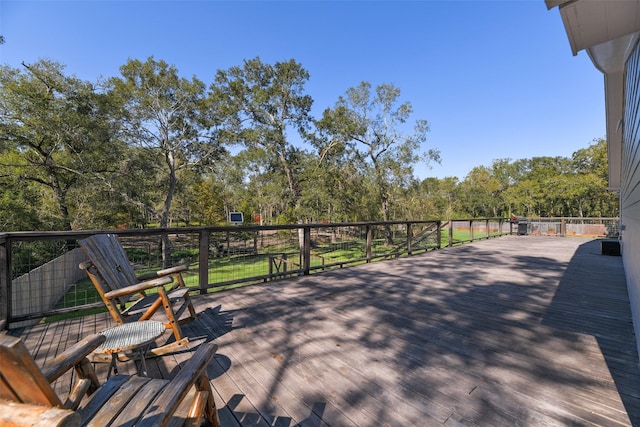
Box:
[0, 57, 617, 233]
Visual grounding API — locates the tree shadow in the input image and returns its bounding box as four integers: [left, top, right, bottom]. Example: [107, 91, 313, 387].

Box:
[219, 394, 326, 427]
[149, 237, 640, 425]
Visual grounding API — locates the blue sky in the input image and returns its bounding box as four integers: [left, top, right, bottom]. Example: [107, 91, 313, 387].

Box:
[0, 0, 604, 180]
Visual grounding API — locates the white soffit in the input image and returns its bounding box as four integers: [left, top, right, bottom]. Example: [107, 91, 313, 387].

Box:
[545, 0, 569, 9]
[555, 0, 640, 56]
[545, 0, 640, 192]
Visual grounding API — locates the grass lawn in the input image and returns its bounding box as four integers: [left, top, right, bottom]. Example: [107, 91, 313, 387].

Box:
[46, 228, 504, 321]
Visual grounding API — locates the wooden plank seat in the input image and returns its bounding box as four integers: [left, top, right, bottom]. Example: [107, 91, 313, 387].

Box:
[0, 333, 221, 427]
[79, 234, 198, 357]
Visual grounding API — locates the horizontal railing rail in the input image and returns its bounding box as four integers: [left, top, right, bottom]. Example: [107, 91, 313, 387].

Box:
[0, 218, 515, 328]
[526, 217, 620, 238]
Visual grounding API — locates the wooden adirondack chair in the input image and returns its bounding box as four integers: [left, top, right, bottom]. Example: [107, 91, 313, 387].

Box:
[0, 333, 221, 427]
[79, 234, 198, 357]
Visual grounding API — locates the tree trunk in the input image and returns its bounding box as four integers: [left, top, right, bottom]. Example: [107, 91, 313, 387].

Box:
[49, 173, 73, 231]
[159, 152, 178, 268]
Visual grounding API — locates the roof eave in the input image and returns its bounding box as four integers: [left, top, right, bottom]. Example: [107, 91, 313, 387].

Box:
[547, 0, 640, 191]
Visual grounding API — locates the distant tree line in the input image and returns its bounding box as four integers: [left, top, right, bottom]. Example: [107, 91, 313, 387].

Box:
[0, 57, 617, 234]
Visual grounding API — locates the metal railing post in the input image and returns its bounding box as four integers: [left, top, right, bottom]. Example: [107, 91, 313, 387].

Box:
[436, 220, 442, 249]
[269, 255, 274, 281]
[470, 220, 474, 242]
[366, 225, 373, 262]
[302, 226, 311, 275]
[407, 222, 413, 255]
[198, 230, 210, 295]
[449, 222, 454, 247]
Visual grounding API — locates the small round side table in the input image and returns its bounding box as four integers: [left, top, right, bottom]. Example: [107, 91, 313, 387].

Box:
[94, 320, 166, 378]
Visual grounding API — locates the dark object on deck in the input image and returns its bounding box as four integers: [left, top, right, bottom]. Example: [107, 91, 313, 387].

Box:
[601, 239, 621, 256]
[511, 215, 529, 235]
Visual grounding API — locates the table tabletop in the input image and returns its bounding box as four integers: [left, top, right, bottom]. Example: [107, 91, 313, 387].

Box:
[95, 320, 166, 355]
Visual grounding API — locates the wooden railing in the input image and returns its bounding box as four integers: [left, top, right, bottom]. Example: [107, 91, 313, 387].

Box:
[0, 218, 512, 328]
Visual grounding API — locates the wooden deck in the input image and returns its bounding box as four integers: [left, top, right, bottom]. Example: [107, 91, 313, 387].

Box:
[8, 236, 640, 426]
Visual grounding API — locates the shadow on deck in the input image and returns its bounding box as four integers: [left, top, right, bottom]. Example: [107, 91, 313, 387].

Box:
[8, 236, 640, 426]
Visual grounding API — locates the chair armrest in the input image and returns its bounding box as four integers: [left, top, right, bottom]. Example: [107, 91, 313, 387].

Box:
[0, 400, 80, 427]
[103, 275, 174, 299]
[137, 342, 218, 426]
[137, 264, 187, 281]
[42, 334, 106, 383]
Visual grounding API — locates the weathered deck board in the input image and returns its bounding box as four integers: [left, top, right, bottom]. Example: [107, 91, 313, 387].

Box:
[8, 236, 640, 426]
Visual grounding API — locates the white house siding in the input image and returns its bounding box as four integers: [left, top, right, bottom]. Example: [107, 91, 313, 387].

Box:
[621, 38, 640, 358]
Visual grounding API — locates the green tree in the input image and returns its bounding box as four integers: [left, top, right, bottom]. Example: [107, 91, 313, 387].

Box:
[238, 147, 289, 225]
[0, 165, 42, 231]
[107, 57, 225, 264]
[0, 60, 115, 231]
[415, 177, 461, 220]
[315, 82, 439, 241]
[570, 138, 617, 217]
[459, 166, 504, 217]
[212, 57, 313, 221]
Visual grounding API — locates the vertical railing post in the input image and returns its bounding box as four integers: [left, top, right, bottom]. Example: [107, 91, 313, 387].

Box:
[198, 230, 209, 295]
[486, 219, 490, 239]
[366, 225, 373, 262]
[268, 255, 274, 281]
[407, 222, 413, 256]
[302, 226, 311, 275]
[561, 217, 566, 237]
[449, 222, 454, 247]
[254, 231, 258, 254]
[469, 220, 474, 242]
[0, 238, 10, 330]
[436, 220, 442, 249]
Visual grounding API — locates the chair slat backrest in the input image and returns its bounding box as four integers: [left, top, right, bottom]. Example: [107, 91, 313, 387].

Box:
[79, 234, 140, 305]
[0, 335, 62, 407]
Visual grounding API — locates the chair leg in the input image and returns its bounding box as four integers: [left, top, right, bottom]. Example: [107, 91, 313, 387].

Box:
[173, 272, 197, 321]
[185, 293, 198, 321]
[196, 374, 221, 427]
[157, 286, 185, 341]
